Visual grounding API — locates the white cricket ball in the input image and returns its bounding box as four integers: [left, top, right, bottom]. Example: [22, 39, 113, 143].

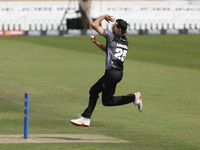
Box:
[90, 35, 95, 39]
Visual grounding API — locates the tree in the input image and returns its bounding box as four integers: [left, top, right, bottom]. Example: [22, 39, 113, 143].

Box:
[79, 0, 92, 29]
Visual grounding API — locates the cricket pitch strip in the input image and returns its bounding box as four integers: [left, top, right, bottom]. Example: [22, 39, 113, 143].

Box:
[0, 134, 129, 144]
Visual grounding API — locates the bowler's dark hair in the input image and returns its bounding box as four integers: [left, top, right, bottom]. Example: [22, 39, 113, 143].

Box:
[116, 19, 128, 34]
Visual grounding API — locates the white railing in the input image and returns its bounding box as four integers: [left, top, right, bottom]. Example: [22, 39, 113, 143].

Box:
[0, 1, 200, 32]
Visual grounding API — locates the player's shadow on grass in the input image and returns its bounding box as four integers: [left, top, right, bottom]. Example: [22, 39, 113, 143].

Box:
[39, 136, 81, 141]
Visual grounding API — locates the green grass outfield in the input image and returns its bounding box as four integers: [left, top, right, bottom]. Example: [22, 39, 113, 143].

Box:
[0, 35, 200, 150]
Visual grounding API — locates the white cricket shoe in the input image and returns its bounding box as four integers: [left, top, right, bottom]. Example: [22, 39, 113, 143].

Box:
[134, 92, 143, 112]
[70, 114, 90, 127]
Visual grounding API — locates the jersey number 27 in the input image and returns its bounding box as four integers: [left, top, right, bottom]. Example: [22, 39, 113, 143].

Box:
[114, 48, 127, 62]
